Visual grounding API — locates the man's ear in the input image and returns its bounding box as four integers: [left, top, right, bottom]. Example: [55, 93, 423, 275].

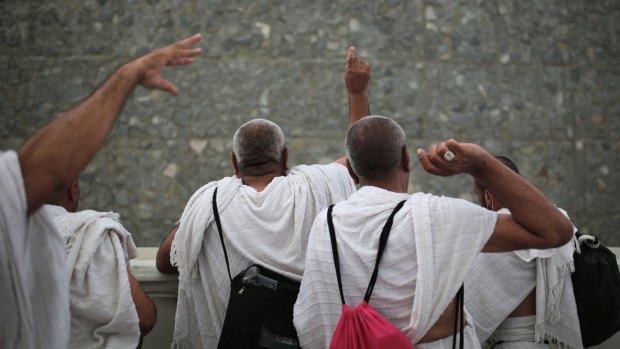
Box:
[401, 145, 411, 173]
[281, 148, 289, 171]
[231, 152, 240, 175]
[484, 190, 494, 210]
[69, 181, 79, 203]
[345, 158, 360, 185]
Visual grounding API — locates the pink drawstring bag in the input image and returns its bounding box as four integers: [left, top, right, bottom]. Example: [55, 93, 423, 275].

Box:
[331, 301, 416, 348]
[327, 201, 415, 349]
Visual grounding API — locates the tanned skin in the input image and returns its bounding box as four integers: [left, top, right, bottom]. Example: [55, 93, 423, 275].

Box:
[18, 34, 203, 215]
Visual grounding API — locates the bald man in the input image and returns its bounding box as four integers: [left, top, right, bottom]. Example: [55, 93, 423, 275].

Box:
[293, 116, 574, 349]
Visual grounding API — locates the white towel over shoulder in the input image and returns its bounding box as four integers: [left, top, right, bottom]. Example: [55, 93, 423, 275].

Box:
[52, 207, 140, 349]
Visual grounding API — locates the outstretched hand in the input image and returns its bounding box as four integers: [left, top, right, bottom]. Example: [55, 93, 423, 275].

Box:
[126, 33, 203, 96]
[416, 139, 489, 177]
[344, 46, 371, 94]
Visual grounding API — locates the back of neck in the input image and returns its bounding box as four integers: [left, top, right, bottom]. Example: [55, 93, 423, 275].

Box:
[358, 178, 407, 194]
[238, 172, 283, 192]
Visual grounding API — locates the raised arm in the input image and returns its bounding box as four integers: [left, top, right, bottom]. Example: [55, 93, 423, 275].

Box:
[345, 46, 371, 127]
[335, 47, 371, 170]
[18, 34, 203, 215]
[417, 139, 573, 251]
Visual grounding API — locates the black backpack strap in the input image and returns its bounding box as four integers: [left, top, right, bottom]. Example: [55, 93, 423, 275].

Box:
[212, 187, 233, 282]
[327, 205, 346, 305]
[452, 285, 465, 349]
[327, 200, 407, 305]
[364, 200, 407, 302]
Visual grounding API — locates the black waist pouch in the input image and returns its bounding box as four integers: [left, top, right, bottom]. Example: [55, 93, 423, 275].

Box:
[218, 264, 301, 349]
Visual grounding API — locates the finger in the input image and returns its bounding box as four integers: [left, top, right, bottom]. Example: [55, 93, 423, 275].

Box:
[346, 46, 356, 66]
[347, 46, 355, 59]
[428, 143, 452, 173]
[157, 79, 179, 96]
[167, 57, 196, 66]
[177, 47, 202, 59]
[416, 149, 446, 176]
[175, 33, 203, 49]
[445, 138, 460, 150]
[436, 142, 452, 161]
[428, 143, 442, 164]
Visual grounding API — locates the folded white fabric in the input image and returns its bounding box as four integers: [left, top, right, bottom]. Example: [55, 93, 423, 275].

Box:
[51, 206, 140, 349]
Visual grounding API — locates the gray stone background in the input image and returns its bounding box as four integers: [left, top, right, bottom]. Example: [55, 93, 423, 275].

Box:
[1, 0, 618, 246]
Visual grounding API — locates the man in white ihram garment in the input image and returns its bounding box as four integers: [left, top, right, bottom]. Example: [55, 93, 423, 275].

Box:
[465, 156, 583, 349]
[293, 116, 575, 349]
[46, 179, 157, 348]
[155, 47, 370, 348]
[0, 34, 202, 349]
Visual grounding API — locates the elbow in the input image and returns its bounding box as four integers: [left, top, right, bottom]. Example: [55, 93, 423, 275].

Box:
[545, 215, 574, 248]
[155, 250, 177, 275]
[554, 217, 575, 247]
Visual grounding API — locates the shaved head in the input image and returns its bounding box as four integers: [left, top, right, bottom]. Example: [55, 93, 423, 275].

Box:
[345, 115, 407, 181]
[232, 119, 286, 171]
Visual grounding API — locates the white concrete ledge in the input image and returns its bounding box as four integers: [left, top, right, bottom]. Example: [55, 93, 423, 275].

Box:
[131, 247, 620, 349]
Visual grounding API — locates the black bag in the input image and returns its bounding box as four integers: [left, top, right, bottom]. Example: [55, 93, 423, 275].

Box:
[571, 232, 620, 347]
[212, 188, 301, 349]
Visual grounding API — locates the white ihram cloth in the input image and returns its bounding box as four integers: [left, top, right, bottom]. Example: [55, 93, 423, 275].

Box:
[48, 205, 141, 349]
[293, 186, 498, 349]
[466, 208, 582, 349]
[0, 151, 70, 349]
[171, 163, 355, 348]
[486, 316, 550, 349]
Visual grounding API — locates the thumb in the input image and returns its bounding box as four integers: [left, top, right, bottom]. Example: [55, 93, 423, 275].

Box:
[444, 138, 462, 156]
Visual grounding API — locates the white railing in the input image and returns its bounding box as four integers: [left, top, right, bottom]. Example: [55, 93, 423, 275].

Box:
[131, 247, 620, 349]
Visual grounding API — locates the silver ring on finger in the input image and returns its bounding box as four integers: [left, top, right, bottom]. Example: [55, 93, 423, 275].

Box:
[443, 150, 455, 162]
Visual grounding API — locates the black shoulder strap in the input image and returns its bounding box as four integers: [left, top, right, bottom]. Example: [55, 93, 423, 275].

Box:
[452, 285, 464, 349]
[327, 200, 407, 305]
[212, 187, 233, 282]
[327, 205, 346, 305]
[364, 200, 406, 302]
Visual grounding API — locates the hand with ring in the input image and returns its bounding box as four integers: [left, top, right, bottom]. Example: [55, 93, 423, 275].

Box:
[416, 139, 490, 177]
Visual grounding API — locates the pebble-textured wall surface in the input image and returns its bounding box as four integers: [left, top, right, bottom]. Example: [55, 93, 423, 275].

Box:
[2, 0, 618, 246]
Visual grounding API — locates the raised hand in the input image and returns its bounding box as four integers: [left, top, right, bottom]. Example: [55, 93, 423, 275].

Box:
[124, 33, 203, 96]
[416, 139, 489, 177]
[18, 34, 204, 214]
[344, 46, 371, 94]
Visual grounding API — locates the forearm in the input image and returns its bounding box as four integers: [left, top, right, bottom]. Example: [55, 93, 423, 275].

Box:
[18, 65, 139, 214]
[473, 155, 573, 245]
[344, 46, 370, 128]
[128, 270, 157, 335]
[348, 91, 369, 127]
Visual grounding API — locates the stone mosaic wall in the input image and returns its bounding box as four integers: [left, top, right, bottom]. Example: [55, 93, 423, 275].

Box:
[1, 0, 618, 246]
